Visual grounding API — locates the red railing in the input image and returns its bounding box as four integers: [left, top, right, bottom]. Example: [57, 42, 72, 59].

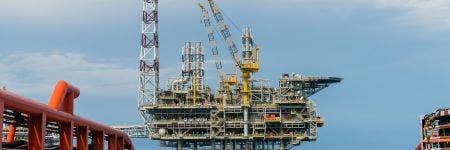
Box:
[0, 80, 134, 150]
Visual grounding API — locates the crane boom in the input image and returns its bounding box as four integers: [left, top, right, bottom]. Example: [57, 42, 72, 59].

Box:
[198, 3, 225, 81]
[206, 0, 259, 106]
[207, 0, 242, 67]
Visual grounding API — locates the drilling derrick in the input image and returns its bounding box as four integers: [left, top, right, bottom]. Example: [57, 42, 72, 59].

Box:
[138, 0, 159, 135]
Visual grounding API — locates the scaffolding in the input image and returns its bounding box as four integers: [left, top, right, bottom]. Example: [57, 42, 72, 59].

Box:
[250, 78, 273, 105]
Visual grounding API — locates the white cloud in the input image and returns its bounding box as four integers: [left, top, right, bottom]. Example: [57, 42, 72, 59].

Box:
[374, 0, 450, 30]
[0, 51, 184, 102]
[0, 51, 138, 100]
[0, 51, 192, 124]
[3, 0, 449, 31]
[0, 0, 137, 26]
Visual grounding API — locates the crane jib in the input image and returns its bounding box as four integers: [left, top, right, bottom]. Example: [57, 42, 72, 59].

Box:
[199, 4, 225, 79]
[207, 0, 243, 67]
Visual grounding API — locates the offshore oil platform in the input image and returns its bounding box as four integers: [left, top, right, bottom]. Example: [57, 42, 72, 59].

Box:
[417, 108, 450, 150]
[137, 0, 342, 150]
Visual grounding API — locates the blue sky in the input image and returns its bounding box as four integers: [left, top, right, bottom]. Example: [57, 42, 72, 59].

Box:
[1, 0, 450, 149]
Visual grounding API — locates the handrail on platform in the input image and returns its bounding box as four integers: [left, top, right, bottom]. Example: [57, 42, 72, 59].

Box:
[0, 80, 134, 150]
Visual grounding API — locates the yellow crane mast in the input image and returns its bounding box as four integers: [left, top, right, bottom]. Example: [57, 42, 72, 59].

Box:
[206, 0, 259, 106]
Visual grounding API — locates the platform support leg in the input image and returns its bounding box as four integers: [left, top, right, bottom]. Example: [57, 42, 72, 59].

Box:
[271, 141, 275, 150]
[220, 140, 226, 150]
[243, 141, 249, 150]
[232, 140, 236, 150]
[280, 140, 285, 150]
[177, 140, 183, 150]
[261, 140, 265, 150]
[211, 140, 216, 150]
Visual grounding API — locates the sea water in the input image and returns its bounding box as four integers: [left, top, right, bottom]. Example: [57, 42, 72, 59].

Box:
[132, 139, 173, 149]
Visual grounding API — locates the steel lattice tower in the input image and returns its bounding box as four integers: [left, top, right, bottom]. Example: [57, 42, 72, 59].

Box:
[138, 0, 159, 134]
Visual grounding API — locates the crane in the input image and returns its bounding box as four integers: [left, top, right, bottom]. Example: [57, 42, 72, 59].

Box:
[206, 0, 242, 67]
[198, 3, 237, 87]
[206, 0, 259, 106]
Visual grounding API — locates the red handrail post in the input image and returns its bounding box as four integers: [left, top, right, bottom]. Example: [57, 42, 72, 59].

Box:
[0, 81, 134, 150]
[63, 92, 75, 115]
[126, 143, 133, 150]
[117, 137, 124, 150]
[48, 80, 69, 110]
[93, 130, 105, 149]
[48, 80, 79, 115]
[6, 112, 20, 142]
[76, 126, 89, 150]
[108, 134, 117, 150]
[60, 121, 74, 150]
[28, 112, 47, 150]
[0, 100, 4, 148]
[6, 124, 16, 142]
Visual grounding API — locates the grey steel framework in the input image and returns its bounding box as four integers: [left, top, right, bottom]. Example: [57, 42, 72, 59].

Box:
[144, 70, 341, 150]
[138, 0, 159, 135]
[111, 125, 148, 138]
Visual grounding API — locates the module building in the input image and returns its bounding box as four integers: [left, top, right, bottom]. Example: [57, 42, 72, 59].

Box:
[141, 42, 341, 150]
